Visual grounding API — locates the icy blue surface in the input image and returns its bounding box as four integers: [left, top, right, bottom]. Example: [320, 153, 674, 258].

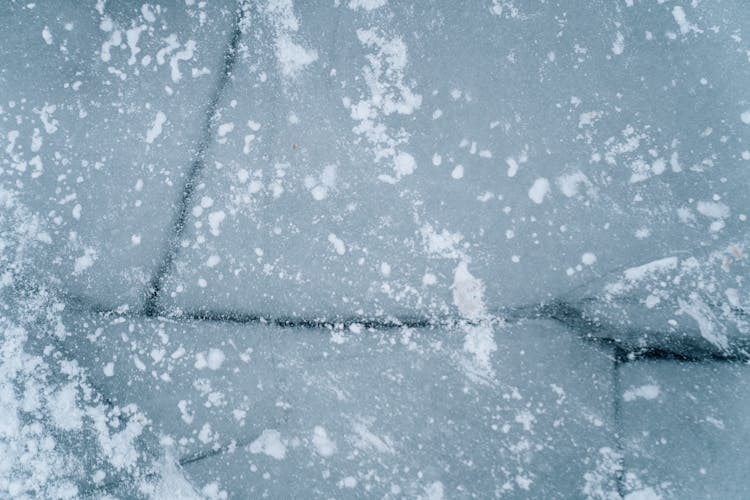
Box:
[1, 1, 749, 498]
[0, 1, 235, 309]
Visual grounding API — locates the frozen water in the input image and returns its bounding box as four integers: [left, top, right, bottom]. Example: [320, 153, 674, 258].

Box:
[56, 309, 281, 463]
[176, 319, 616, 498]
[2, 1, 750, 498]
[0, 1, 235, 309]
[620, 360, 750, 498]
[158, 2, 749, 331]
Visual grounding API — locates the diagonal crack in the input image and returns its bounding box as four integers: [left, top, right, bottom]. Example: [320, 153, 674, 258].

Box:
[142, 3, 245, 317]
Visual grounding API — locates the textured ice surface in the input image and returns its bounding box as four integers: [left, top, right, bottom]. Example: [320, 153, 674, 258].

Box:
[0, 1, 235, 309]
[173, 319, 616, 498]
[620, 360, 750, 499]
[57, 310, 281, 463]
[56, 312, 616, 496]
[160, 1, 749, 329]
[2, 1, 750, 498]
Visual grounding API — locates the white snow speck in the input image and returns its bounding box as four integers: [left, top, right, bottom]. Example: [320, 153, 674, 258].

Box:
[42, 26, 53, 45]
[623, 384, 660, 402]
[528, 177, 550, 204]
[207, 210, 226, 236]
[505, 157, 519, 177]
[328, 233, 346, 255]
[696, 201, 729, 219]
[452, 261, 486, 320]
[73, 247, 97, 274]
[611, 32, 625, 55]
[556, 171, 591, 197]
[249, 429, 287, 460]
[312, 426, 337, 457]
[581, 253, 597, 266]
[394, 151, 416, 177]
[348, 0, 387, 10]
[50, 384, 83, 431]
[672, 6, 700, 35]
[195, 349, 225, 370]
[276, 37, 318, 78]
[145, 112, 167, 144]
[741, 110, 750, 125]
[578, 111, 601, 128]
[451, 164, 464, 179]
[422, 481, 445, 500]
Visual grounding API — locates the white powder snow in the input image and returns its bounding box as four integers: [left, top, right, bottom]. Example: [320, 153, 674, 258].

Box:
[581, 252, 597, 266]
[623, 257, 678, 282]
[741, 110, 750, 125]
[312, 426, 337, 457]
[623, 384, 660, 402]
[194, 348, 225, 370]
[249, 429, 287, 460]
[348, 0, 387, 10]
[451, 164, 464, 179]
[352, 421, 394, 454]
[528, 177, 550, 204]
[452, 261, 486, 320]
[556, 171, 591, 197]
[42, 26, 53, 45]
[677, 295, 729, 350]
[328, 233, 346, 255]
[394, 151, 416, 177]
[306, 164, 338, 200]
[422, 481, 445, 500]
[505, 157, 519, 177]
[672, 6, 700, 35]
[276, 37, 318, 78]
[50, 384, 83, 431]
[611, 32, 625, 55]
[462, 323, 497, 382]
[170, 40, 196, 83]
[145, 112, 167, 144]
[420, 223, 464, 259]
[578, 111, 601, 128]
[207, 210, 226, 236]
[263, 0, 318, 78]
[696, 201, 729, 220]
[73, 247, 98, 274]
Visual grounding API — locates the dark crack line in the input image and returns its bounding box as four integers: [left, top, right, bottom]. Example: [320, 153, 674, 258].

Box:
[142, 4, 245, 317]
[613, 347, 626, 498]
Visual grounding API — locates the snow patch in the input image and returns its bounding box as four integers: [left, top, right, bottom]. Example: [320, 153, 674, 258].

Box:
[528, 177, 550, 204]
[249, 429, 287, 460]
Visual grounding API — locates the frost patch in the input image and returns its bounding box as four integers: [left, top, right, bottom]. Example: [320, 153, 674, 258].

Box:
[328, 233, 346, 255]
[304, 164, 337, 200]
[348, 0, 387, 10]
[349, 28, 421, 182]
[611, 31, 625, 55]
[50, 383, 84, 431]
[262, 0, 318, 78]
[672, 6, 701, 35]
[556, 171, 592, 198]
[73, 247, 98, 274]
[528, 177, 550, 204]
[312, 426, 337, 457]
[145, 111, 167, 144]
[249, 429, 287, 460]
[452, 261, 486, 320]
[623, 384, 660, 402]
